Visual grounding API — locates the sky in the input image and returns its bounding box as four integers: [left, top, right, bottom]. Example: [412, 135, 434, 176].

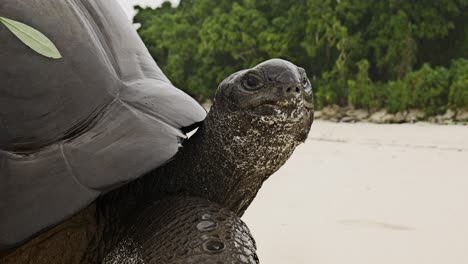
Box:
[116, 0, 179, 20]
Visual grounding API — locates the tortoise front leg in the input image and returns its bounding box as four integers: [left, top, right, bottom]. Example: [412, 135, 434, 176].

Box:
[102, 197, 259, 264]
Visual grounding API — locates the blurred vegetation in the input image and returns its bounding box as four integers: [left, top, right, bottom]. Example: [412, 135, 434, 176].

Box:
[135, 0, 468, 113]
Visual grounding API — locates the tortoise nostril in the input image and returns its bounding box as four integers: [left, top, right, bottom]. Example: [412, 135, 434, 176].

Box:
[283, 86, 301, 96]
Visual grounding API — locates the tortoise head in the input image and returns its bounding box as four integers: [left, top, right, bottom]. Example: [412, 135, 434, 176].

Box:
[213, 58, 314, 142]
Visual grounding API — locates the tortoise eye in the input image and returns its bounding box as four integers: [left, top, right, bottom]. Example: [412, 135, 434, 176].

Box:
[243, 75, 264, 90]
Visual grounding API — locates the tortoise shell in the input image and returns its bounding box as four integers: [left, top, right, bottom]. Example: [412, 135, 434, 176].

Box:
[0, 0, 205, 249]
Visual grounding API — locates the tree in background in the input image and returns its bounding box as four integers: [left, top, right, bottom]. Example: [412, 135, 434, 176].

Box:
[134, 0, 468, 113]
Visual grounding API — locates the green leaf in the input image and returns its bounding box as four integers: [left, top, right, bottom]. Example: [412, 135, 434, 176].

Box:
[0, 16, 62, 59]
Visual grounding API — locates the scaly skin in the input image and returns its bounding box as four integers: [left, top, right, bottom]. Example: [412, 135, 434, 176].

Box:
[102, 197, 258, 264]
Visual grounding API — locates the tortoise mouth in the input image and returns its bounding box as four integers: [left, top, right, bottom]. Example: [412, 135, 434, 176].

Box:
[251, 104, 284, 116]
[248, 100, 302, 116]
[304, 99, 314, 110]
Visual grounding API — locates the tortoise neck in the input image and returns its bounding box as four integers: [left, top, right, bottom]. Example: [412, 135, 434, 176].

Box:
[95, 102, 306, 258]
[156, 104, 301, 215]
[102, 102, 304, 222]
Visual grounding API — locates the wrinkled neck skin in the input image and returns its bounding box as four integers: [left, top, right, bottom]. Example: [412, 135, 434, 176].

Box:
[150, 100, 312, 215]
[88, 100, 311, 261]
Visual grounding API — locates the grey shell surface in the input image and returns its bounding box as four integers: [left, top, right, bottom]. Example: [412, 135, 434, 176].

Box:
[0, 0, 206, 250]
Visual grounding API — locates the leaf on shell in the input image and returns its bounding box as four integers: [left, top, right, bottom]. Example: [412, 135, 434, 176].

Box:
[0, 16, 62, 59]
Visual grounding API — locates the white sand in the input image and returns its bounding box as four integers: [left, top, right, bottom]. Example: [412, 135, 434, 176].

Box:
[243, 121, 468, 264]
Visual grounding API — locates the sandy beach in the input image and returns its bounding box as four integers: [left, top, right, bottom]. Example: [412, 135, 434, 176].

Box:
[244, 121, 468, 264]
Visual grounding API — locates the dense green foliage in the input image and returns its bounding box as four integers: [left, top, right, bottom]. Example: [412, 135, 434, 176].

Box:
[448, 59, 468, 110]
[135, 0, 468, 112]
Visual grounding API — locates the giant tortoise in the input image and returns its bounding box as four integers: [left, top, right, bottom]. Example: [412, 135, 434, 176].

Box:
[0, 1, 314, 263]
